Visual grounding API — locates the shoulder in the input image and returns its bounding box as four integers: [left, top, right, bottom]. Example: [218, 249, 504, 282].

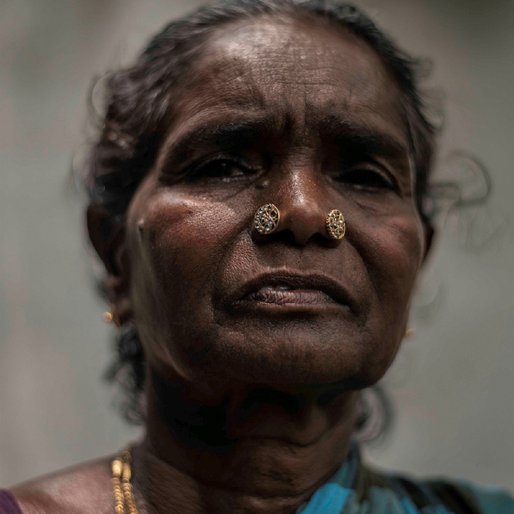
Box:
[8, 456, 113, 514]
[454, 479, 514, 514]
[417, 476, 514, 514]
[359, 464, 514, 514]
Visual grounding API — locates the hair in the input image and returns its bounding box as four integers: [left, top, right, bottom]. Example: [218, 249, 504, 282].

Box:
[84, 0, 438, 433]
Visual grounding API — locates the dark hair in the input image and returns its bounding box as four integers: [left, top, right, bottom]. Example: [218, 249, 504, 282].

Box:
[84, 0, 438, 430]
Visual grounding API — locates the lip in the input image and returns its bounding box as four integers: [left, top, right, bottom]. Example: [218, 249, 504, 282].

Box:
[230, 271, 355, 312]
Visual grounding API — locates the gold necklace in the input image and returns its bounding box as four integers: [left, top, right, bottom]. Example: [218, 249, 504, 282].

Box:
[111, 449, 139, 514]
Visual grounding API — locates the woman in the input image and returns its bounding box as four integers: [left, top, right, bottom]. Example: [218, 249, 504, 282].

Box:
[2, 0, 512, 512]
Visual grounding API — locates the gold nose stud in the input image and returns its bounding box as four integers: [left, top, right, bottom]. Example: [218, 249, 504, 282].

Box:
[253, 203, 281, 235]
[326, 209, 346, 240]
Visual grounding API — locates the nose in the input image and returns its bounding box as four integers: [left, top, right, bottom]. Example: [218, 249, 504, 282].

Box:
[253, 166, 335, 246]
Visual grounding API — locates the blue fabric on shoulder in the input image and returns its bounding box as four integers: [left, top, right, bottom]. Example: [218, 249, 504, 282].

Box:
[297, 444, 358, 514]
[458, 480, 514, 514]
[295, 443, 514, 514]
[297, 484, 351, 514]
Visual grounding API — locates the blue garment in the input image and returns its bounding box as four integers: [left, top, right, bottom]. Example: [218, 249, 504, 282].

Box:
[298, 445, 514, 513]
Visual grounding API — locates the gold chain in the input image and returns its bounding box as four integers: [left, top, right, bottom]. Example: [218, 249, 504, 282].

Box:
[111, 449, 139, 514]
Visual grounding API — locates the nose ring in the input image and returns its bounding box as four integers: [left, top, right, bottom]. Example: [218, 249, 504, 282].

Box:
[253, 203, 281, 235]
[326, 209, 346, 240]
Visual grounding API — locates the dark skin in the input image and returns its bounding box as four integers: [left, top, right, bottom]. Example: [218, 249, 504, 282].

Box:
[13, 15, 432, 514]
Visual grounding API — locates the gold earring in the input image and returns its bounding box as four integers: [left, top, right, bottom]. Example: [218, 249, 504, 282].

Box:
[103, 309, 120, 327]
[405, 327, 415, 338]
[253, 203, 280, 235]
[326, 209, 346, 240]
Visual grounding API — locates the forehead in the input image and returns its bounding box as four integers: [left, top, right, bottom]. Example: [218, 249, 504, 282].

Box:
[170, 15, 407, 144]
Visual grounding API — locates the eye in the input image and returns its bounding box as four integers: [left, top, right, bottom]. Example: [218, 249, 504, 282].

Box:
[189, 158, 258, 182]
[335, 165, 398, 192]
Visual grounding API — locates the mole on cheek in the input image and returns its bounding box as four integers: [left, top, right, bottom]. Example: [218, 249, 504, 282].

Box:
[256, 179, 271, 190]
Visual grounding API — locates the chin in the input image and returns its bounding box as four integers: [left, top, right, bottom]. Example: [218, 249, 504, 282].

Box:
[180, 319, 397, 390]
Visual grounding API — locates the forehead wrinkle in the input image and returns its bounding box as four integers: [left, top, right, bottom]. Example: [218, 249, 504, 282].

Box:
[203, 16, 389, 82]
[187, 27, 404, 130]
[163, 16, 412, 166]
[177, 75, 265, 114]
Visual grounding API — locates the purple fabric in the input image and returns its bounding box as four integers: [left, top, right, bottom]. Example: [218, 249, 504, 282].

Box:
[0, 490, 22, 514]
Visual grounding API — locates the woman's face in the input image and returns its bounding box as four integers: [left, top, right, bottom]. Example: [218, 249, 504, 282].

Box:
[123, 17, 427, 392]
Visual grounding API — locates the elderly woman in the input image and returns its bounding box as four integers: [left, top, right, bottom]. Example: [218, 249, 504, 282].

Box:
[2, 1, 513, 513]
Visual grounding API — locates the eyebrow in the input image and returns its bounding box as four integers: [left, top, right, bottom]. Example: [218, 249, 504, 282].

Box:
[317, 116, 410, 160]
[157, 112, 411, 174]
[158, 114, 276, 171]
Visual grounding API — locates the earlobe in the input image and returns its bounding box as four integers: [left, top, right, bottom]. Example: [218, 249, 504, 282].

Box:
[422, 221, 435, 264]
[87, 204, 125, 275]
[87, 204, 132, 324]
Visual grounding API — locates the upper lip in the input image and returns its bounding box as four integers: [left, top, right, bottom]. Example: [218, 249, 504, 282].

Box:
[232, 271, 355, 310]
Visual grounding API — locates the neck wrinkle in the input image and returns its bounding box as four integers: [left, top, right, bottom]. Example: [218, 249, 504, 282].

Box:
[134, 373, 359, 514]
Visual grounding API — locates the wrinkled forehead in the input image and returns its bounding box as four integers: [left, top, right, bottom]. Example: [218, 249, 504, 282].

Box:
[171, 15, 408, 146]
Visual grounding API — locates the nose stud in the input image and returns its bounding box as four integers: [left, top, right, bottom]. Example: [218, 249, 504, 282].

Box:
[253, 204, 346, 241]
[253, 203, 281, 235]
[325, 209, 346, 240]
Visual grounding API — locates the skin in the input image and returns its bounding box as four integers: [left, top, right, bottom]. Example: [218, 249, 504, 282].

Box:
[12, 14, 431, 514]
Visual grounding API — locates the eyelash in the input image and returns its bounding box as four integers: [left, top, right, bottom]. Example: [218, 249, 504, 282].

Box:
[334, 164, 399, 193]
[187, 157, 259, 182]
[183, 156, 399, 193]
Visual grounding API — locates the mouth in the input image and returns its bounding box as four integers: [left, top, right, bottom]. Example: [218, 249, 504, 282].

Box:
[247, 286, 336, 305]
[231, 271, 354, 312]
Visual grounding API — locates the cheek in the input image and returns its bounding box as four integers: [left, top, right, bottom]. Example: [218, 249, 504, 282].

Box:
[353, 207, 424, 339]
[367, 211, 424, 345]
[127, 191, 243, 361]
[381, 214, 424, 289]
[356, 197, 423, 273]
[143, 196, 242, 284]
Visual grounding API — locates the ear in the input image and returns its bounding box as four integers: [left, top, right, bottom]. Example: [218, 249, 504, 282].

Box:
[421, 220, 435, 264]
[86, 204, 132, 325]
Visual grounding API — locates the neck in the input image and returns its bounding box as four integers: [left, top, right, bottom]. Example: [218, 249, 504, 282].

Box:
[133, 369, 359, 514]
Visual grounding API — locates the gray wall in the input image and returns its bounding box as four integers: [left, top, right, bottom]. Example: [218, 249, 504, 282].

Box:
[1, 0, 513, 489]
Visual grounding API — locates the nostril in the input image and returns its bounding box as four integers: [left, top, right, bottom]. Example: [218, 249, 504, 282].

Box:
[274, 206, 332, 247]
[279, 199, 331, 244]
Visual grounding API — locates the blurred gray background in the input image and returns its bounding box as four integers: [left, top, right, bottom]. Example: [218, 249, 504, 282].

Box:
[1, 0, 513, 490]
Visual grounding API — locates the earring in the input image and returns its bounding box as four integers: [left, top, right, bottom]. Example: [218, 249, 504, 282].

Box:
[326, 209, 346, 240]
[253, 203, 280, 235]
[103, 308, 120, 327]
[404, 327, 415, 338]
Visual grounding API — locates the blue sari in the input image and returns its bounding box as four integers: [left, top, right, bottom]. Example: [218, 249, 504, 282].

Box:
[298, 444, 514, 514]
